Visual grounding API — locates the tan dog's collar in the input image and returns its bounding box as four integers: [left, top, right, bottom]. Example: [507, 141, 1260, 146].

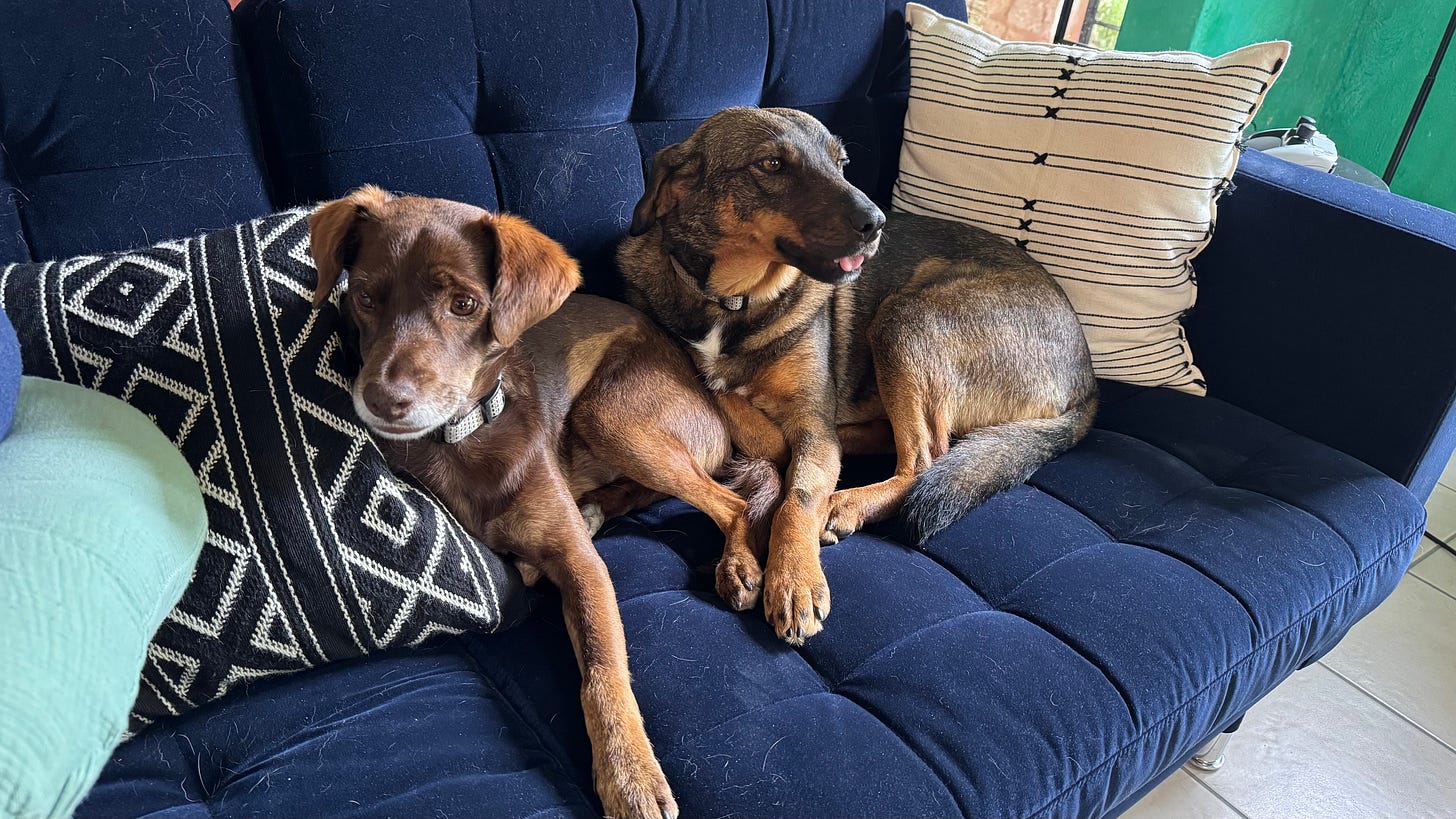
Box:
[669, 254, 747, 312]
[439, 376, 506, 444]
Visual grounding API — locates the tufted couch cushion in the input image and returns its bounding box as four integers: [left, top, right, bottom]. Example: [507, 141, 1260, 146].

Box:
[76, 383, 1421, 818]
[0, 1, 1427, 817]
[0, 0, 959, 282]
[0, 1, 271, 263]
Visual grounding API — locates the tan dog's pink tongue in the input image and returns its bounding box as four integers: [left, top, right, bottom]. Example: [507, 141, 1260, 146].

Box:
[837, 255, 865, 272]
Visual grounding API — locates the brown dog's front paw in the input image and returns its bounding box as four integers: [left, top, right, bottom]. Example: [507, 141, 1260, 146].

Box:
[716, 550, 763, 611]
[762, 559, 830, 645]
[596, 749, 678, 819]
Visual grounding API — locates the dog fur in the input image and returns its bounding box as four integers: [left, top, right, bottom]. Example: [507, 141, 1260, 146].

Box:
[310, 186, 779, 819]
[618, 107, 1097, 645]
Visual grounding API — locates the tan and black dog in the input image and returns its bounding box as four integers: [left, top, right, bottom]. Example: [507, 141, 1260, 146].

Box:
[618, 107, 1097, 645]
[309, 186, 781, 819]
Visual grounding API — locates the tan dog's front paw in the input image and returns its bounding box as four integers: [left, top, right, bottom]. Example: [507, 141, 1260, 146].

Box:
[596, 746, 678, 819]
[716, 549, 763, 611]
[821, 488, 868, 545]
[762, 558, 830, 645]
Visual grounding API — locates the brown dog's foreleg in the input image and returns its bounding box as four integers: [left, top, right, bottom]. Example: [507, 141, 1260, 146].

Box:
[489, 461, 676, 819]
[823, 373, 949, 544]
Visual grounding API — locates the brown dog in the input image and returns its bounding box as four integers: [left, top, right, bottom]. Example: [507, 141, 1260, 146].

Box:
[619, 107, 1097, 645]
[309, 186, 779, 819]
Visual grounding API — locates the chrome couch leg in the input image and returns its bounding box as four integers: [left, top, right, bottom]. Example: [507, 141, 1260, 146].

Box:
[1188, 716, 1242, 772]
[1188, 731, 1232, 771]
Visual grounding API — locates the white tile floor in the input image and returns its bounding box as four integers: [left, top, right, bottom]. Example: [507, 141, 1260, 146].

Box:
[1122, 468, 1456, 819]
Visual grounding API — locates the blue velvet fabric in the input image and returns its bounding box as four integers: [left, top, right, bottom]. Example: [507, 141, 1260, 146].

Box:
[0, 0, 1441, 816]
[0, 1, 271, 262]
[1189, 150, 1456, 501]
[77, 383, 1422, 818]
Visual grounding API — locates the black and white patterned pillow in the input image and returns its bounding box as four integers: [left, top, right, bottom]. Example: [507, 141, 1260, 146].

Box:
[0, 209, 529, 727]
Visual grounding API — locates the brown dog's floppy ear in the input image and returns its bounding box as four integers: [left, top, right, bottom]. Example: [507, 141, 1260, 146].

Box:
[308, 185, 393, 308]
[629, 142, 700, 237]
[480, 213, 582, 348]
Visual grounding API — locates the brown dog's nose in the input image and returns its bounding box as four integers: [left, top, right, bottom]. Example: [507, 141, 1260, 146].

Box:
[363, 380, 417, 422]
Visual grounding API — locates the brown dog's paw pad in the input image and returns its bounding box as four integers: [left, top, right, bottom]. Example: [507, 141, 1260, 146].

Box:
[716, 551, 763, 612]
[762, 563, 830, 645]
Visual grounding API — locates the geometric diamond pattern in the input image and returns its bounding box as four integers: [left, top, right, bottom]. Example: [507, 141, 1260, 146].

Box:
[0, 209, 529, 728]
[363, 474, 422, 547]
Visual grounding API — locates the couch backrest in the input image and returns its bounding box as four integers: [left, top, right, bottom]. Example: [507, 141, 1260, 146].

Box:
[0, 0, 963, 294]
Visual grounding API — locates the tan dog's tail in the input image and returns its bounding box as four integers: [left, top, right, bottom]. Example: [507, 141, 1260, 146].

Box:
[902, 396, 1096, 544]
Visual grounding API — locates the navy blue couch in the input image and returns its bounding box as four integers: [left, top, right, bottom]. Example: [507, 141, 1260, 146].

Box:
[4, 1, 1455, 816]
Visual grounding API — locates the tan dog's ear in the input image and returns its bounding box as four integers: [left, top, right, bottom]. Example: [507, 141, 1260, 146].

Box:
[629, 142, 701, 237]
[480, 213, 582, 348]
[308, 185, 393, 308]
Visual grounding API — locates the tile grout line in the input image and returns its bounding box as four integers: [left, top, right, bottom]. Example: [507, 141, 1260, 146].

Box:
[1183, 769, 1253, 819]
[1411, 539, 1439, 568]
[1316, 660, 1456, 757]
[1407, 569, 1456, 605]
[1420, 530, 1455, 552]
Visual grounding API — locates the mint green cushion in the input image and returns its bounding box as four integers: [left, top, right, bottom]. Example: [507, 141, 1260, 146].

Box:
[0, 377, 206, 819]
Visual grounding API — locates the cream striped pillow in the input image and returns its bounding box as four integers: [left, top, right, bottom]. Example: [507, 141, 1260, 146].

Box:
[896, 4, 1289, 395]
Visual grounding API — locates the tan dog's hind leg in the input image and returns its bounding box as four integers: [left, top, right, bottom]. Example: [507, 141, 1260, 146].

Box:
[823, 374, 950, 544]
[836, 418, 895, 455]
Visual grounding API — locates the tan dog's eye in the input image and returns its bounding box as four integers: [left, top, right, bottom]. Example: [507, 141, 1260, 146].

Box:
[354, 290, 375, 310]
[451, 295, 479, 316]
[756, 157, 784, 173]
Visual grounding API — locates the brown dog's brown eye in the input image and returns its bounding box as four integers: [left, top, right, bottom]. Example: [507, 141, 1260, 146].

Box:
[355, 290, 375, 310]
[451, 295, 479, 316]
[757, 157, 784, 173]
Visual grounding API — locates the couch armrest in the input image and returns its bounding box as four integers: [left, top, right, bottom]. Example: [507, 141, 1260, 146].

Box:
[1186, 149, 1456, 500]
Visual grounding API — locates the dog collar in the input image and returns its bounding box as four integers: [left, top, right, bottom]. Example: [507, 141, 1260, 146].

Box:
[669, 254, 747, 312]
[438, 376, 505, 444]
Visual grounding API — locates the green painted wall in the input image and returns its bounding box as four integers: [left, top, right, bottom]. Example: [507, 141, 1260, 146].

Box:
[1119, 0, 1456, 213]
[1391, 29, 1456, 209]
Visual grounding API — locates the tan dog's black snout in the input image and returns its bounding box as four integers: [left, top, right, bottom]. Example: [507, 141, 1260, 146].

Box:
[793, 187, 884, 285]
[849, 199, 886, 242]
